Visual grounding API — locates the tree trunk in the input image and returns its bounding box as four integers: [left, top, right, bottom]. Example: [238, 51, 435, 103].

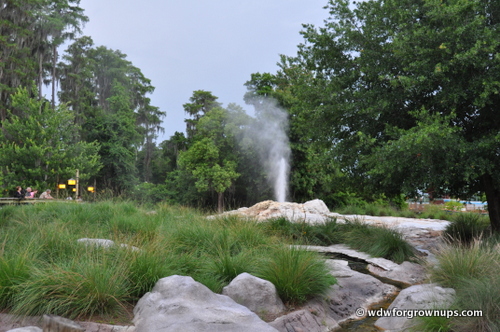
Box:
[217, 191, 224, 213]
[482, 174, 500, 233]
[51, 45, 57, 108]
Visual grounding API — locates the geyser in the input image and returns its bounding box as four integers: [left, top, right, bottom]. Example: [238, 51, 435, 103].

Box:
[244, 97, 291, 202]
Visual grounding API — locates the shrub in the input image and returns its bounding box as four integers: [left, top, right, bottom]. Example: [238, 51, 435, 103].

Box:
[256, 246, 336, 304]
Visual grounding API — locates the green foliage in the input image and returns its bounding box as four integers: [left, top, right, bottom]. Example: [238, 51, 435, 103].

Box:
[0, 202, 341, 318]
[0, 85, 101, 192]
[263, 217, 340, 246]
[0, 254, 32, 309]
[425, 240, 500, 332]
[444, 201, 465, 211]
[269, 0, 500, 231]
[339, 220, 417, 263]
[256, 246, 336, 304]
[12, 256, 130, 319]
[451, 276, 500, 332]
[430, 241, 500, 288]
[444, 213, 490, 245]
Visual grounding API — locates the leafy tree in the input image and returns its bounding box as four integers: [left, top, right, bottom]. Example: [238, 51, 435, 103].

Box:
[89, 81, 141, 194]
[183, 90, 221, 140]
[0, 0, 87, 120]
[0, 85, 101, 194]
[58, 39, 163, 192]
[279, 0, 500, 231]
[178, 106, 240, 212]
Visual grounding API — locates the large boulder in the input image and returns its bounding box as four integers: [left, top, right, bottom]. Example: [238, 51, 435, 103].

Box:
[222, 273, 286, 317]
[214, 199, 339, 224]
[133, 275, 278, 332]
[375, 284, 455, 331]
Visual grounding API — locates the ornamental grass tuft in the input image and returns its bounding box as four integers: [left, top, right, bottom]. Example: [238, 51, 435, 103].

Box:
[256, 246, 336, 304]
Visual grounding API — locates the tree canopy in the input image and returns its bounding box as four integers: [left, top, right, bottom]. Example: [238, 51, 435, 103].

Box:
[272, 0, 500, 230]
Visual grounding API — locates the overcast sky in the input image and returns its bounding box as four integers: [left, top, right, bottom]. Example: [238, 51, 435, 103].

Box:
[77, 0, 329, 142]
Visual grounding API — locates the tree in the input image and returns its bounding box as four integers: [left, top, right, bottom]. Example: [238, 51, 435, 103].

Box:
[183, 90, 221, 140]
[0, 0, 87, 120]
[178, 106, 240, 213]
[0, 85, 101, 192]
[89, 81, 141, 194]
[280, 0, 500, 231]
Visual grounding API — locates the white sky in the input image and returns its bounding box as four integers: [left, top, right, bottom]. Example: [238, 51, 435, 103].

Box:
[76, 0, 329, 142]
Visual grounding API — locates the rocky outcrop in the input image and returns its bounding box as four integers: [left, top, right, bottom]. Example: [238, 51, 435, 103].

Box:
[374, 284, 455, 331]
[215, 199, 339, 224]
[133, 275, 278, 332]
[222, 273, 286, 317]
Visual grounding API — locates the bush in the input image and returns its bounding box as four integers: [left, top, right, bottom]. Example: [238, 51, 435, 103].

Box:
[256, 246, 336, 304]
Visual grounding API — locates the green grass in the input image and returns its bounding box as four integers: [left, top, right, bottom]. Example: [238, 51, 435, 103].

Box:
[0, 201, 337, 319]
[256, 246, 337, 304]
[262, 216, 417, 263]
[422, 240, 500, 332]
[443, 213, 490, 245]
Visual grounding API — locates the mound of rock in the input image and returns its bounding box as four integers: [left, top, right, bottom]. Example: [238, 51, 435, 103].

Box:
[217, 199, 338, 224]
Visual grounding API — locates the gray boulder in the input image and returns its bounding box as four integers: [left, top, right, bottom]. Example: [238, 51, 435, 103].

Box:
[375, 284, 455, 331]
[6, 328, 42, 332]
[222, 273, 286, 317]
[133, 275, 278, 332]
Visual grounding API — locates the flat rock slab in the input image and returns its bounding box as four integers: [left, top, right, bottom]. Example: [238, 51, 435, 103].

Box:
[367, 261, 427, 287]
[339, 215, 450, 231]
[294, 244, 400, 271]
[323, 260, 398, 324]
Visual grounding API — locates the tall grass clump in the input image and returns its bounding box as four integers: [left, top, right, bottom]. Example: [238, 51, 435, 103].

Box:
[12, 252, 131, 319]
[262, 217, 340, 246]
[0, 253, 32, 309]
[429, 240, 499, 288]
[256, 246, 336, 304]
[422, 240, 500, 332]
[339, 219, 417, 263]
[443, 213, 490, 245]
